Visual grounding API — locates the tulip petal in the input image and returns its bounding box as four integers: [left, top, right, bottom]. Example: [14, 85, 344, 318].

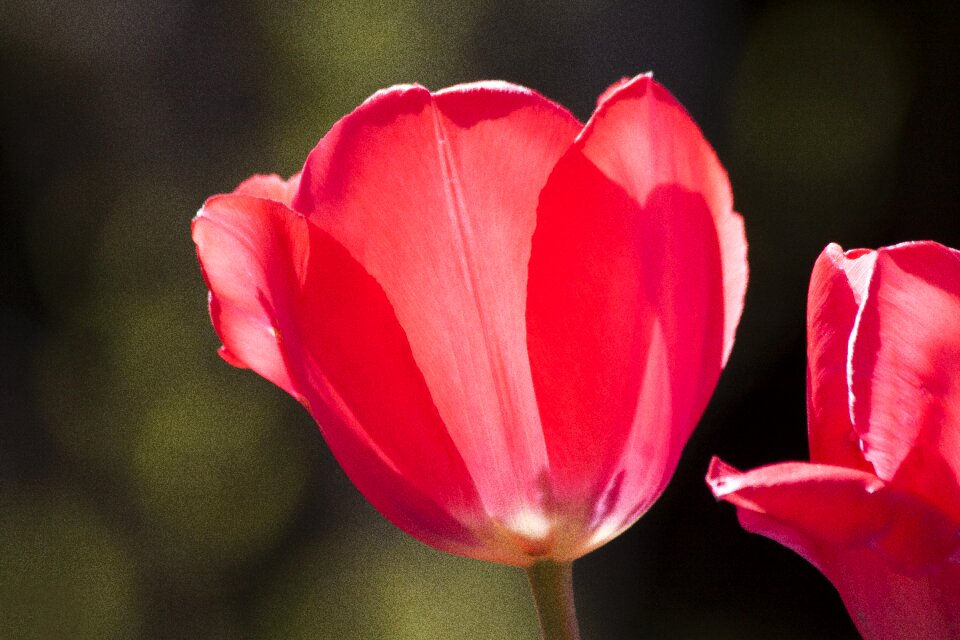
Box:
[706, 457, 960, 575]
[594, 76, 632, 109]
[527, 75, 747, 543]
[708, 457, 960, 640]
[194, 194, 503, 560]
[577, 75, 748, 367]
[292, 82, 581, 526]
[805, 244, 876, 469]
[823, 547, 960, 640]
[193, 193, 309, 394]
[849, 241, 960, 522]
[233, 172, 301, 205]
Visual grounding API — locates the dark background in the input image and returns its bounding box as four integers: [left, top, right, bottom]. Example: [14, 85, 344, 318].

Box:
[2, 1, 958, 638]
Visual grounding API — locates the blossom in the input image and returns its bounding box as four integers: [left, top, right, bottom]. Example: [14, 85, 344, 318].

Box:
[708, 242, 960, 639]
[193, 74, 747, 567]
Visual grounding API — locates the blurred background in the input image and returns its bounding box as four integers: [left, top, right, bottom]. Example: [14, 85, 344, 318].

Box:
[2, 0, 958, 638]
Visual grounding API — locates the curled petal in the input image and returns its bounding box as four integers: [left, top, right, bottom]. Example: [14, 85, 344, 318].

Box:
[712, 241, 960, 639]
[707, 457, 960, 575]
[805, 244, 876, 469]
[709, 457, 960, 640]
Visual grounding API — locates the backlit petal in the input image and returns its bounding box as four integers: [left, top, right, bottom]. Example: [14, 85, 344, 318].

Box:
[233, 172, 301, 205]
[292, 82, 581, 530]
[194, 193, 495, 560]
[805, 244, 875, 469]
[707, 457, 960, 575]
[850, 241, 960, 521]
[527, 75, 747, 545]
[193, 194, 308, 394]
[576, 75, 747, 367]
[708, 457, 960, 640]
[813, 547, 960, 640]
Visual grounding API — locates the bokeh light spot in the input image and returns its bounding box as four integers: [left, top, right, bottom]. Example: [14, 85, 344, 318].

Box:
[130, 373, 310, 571]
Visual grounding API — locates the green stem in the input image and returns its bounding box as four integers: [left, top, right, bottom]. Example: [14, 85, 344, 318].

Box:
[525, 560, 582, 640]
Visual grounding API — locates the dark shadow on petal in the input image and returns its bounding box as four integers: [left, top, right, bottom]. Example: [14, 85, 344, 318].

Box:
[274, 220, 488, 551]
[528, 147, 724, 533]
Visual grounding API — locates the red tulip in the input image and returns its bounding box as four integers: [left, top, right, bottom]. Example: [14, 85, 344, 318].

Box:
[708, 242, 960, 639]
[194, 74, 747, 567]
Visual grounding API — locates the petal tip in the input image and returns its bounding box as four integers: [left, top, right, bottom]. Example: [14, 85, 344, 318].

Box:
[823, 242, 846, 259]
[706, 457, 742, 498]
[594, 72, 657, 110]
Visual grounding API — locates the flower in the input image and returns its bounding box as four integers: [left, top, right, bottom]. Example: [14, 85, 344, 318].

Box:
[708, 242, 960, 639]
[194, 74, 747, 567]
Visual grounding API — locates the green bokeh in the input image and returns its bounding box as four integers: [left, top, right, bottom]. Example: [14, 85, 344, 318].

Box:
[255, 0, 482, 172]
[0, 490, 142, 640]
[36, 173, 313, 575]
[257, 520, 540, 640]
[130, 371, 310, 570]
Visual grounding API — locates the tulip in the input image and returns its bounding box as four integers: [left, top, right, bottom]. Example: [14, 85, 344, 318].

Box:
[194, 73, 747, 638]
[708, 241, 960, 640]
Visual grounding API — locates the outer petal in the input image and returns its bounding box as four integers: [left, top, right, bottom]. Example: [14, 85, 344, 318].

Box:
[805, 244, 875, 469]
[526, 74, 747, 548]
[292, 82, 581, 534]
[193, 194, 506, 562]
[850, 241, 960, 522]
[193, 193, 309, 392]
[578, 75, 748, 368]
[594, 76, 632, 109]
[813, 547, 960, 640]
[708, 458, 960, 640]
[707, 458, 959, 571]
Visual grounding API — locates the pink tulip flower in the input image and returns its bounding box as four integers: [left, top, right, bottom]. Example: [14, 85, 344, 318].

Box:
[193, 74, 747, 637]
[709, 241, 960, 640]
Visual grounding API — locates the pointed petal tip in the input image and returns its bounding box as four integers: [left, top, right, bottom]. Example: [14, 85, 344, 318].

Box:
[822, 242, 846, 260]
[595, 72, 656, 110]
[706, 457, 743, 498]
